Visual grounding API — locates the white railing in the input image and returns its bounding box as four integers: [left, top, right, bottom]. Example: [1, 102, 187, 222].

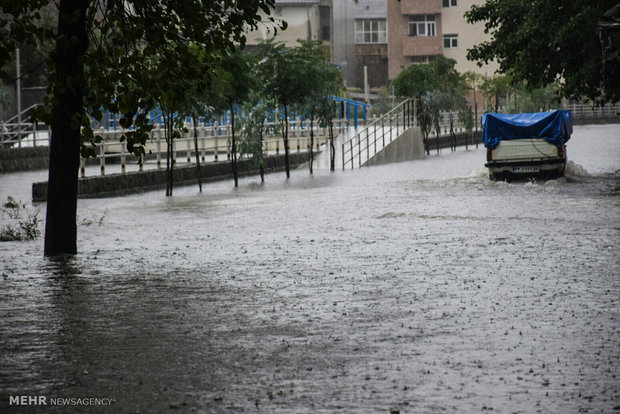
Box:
[79, 117, 342, 177]
[566, 102, 619, 118]
[341, 99, 415, 169]
[0, 104, 47, 148]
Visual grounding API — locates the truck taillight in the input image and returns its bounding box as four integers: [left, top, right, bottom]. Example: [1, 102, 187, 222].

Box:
[486, 149, 492, 161]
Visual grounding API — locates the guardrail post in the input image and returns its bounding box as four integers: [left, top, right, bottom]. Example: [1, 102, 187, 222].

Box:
[201, 134, 206, 163]
[214, 128, 219, 161]
[121, 141, 126, 174]
[358, 135, 362, 167]
[226, 134, 231, 160]
[156, 130, 162, 168]
[350, 140, 354, 169]
[341, 142, 345, 170]
[366, 127, 370, 160]
[381, 116, 385, 147]
[373, 122, 377, 154]
[396, 112, 399, 141]
[80, 157, 85, 178]
[173, 139, 177, 165]
[186, 128, 191, 163]
[100, 140, 105, 176]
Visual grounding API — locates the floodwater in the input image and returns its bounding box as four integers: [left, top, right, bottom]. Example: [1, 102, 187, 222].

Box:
[0, 124, 619, 413]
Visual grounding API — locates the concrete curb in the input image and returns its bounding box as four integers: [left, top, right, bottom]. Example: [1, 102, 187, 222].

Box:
[32, 152, 313, 202]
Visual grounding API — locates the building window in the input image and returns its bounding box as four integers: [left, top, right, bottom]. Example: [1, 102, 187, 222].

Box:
[442, 0, 458, 7]
[319, 5, 330, 41]
[409, 55, 440, 65]
[443, 34, 458, 49]
[355, 19, 387, 44]
[408, 15, 436, 37]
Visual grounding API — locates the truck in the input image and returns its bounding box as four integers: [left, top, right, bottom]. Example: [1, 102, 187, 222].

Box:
[482, 110, 573, 181]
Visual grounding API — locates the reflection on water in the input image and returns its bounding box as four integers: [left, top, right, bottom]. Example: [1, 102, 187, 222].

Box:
[0, 124, 618, 413]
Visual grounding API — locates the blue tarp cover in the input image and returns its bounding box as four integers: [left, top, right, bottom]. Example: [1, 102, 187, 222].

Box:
[481, 110, 573, 149]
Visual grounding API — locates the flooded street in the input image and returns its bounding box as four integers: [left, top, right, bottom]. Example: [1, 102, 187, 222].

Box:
[1, 124, 619, 413]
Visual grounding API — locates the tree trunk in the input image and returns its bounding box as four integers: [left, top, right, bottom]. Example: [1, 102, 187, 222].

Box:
[450, 114, 456, 152]
[231, 104, 238, 187]
[309, 113, 314, 175]
[169, 116, 174, 196]
[259, 119, 265, 182]
[329, 121, 335, 171]
[44, 0, 88, 256]
[283, 104, 290, 178]
[192, 116, 202, 193]
[165, 109, 174, 197]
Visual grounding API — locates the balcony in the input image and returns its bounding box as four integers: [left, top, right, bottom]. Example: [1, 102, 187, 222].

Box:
[400, 0, 441, 15]
[401, 36, 442, 57]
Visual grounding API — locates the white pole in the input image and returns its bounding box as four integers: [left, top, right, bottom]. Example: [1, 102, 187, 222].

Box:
[364, 65, 369, 104]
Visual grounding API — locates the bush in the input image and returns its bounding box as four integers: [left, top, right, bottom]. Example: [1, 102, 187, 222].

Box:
[0, 196, 41, 241]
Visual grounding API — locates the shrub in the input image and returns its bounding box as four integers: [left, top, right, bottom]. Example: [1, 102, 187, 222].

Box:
[0, 196, 41, 241]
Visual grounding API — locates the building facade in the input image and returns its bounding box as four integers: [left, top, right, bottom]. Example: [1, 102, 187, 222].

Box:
[243, 0, 496, 90]
[387, 0, 498, 80]
[244, 0, 328, 48]
[244, 0, 388, 89]
[329, 0, 389, 89]
[353, 0, 389, 88]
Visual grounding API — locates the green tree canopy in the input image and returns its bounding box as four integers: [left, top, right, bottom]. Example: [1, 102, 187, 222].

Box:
[465, 0, 618, 102]
[393, 57, 470, 143]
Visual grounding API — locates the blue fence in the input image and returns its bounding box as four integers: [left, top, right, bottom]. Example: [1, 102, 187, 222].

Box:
[90, 97, 371, 133]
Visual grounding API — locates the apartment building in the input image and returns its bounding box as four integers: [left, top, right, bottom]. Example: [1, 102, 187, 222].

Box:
[387, 0, 498, 80]
[353, 0, 389, 87]
[244, 0, 388, 89]
[244, 0, 329, 48]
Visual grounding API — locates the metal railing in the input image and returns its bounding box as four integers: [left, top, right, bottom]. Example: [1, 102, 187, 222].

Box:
[342, 99, 415, 169]
[566, 102, 619, 119]
[0, 104, 46, 148]
[79, 117, 341, 177]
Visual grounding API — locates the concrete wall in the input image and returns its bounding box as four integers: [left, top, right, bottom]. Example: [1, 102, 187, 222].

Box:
[441, 0, 499, 76]
[0, 146, 49, 173]
[32, 152, 313, 202]
[424, 130, 483, 153]
[363, 126, 425, 166]
[387, 0, 498, 81]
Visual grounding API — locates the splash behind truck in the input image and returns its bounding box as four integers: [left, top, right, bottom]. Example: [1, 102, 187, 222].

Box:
[482, 110, 573, 181]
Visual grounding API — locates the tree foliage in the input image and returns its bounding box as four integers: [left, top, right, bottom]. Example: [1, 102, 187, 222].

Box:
[292, 41, 342, 174]
[393, 57, 470, 149]
[255, 39, 339, 177]
[218, 48, 258, 187]
[465, 0, 618, 102]
[0, 0, 283, 255]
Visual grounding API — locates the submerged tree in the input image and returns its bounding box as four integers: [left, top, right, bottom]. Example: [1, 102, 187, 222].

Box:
[237, 92, 279, 183]
[258, 40, 312, 178]
[293, 41, 342, 174]
[218, 49, 258, 188]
